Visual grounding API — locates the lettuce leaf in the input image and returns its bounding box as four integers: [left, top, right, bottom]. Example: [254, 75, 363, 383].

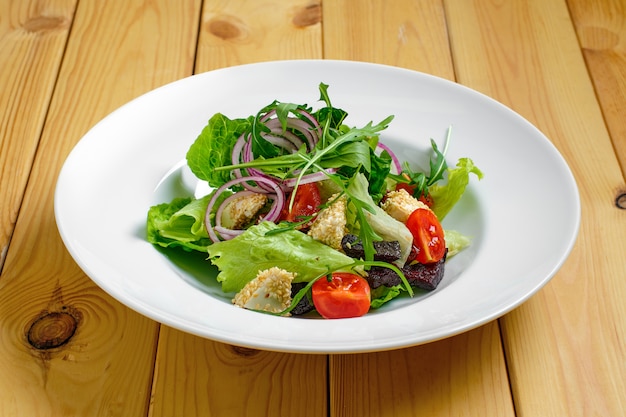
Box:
[186, 113, 251, 188]
[147, 195, 212, 252]
[444, 229, 472, 257]
[429, 158, 483, 220]
[370, 284, 404, 309]
[207, 221, 355, 293]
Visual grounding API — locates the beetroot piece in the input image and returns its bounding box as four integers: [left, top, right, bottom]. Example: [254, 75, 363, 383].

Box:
[341, 234, 401, 263]
[289, 282, 316, 315]
[366, 250, 447, 291]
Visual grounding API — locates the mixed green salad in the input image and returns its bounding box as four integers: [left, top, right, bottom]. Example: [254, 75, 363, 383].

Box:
[147, 83, 482, 319]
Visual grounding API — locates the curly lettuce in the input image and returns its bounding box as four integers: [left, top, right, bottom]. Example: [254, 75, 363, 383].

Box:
[207, 221, 355, 293]
[429, 158, 483, 220]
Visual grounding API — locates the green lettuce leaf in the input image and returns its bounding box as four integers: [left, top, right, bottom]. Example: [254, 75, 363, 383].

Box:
[147, 195, 212, 252]
[186, 113, 251, 187]
[444, 229, 472, 257]
[207, 221, 355, 293]
[429, 157, 483, 220]
[370, 284, 404, 309]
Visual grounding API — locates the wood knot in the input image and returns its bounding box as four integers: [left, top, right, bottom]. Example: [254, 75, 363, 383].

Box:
[229, 345, 260, 357]
[293, 3, 322, 28]
[579, 26, 619, 52]
[27, 311, 78, 350]
[616, 192, 626, 209]
[207, 17, 246, 41]
[23, 16, 67, 33]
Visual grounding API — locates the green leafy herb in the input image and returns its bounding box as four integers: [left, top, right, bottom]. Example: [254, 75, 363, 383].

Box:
[206, 221, 357, 293]
[389, 126, 451, 198]
[429, 157, 483, 220]
[186, 113, 251, 188]
[147, 194, 214, 252]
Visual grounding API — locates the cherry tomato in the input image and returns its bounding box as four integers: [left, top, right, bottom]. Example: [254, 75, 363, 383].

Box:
[280, 183, 322, 222]
[312, 273, 371, 319]
[395, 182, 415, 195]
[405, 208, 446, 264]
[394, 183, 433, 208]
[417, 193, 434, 208]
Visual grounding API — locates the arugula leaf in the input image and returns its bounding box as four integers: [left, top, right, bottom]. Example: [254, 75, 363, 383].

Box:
[388, 127, 450, 198]
[186, 113, 251, 187]
[315, 83, 348, 130]
[213, 116, 393, 182]
[345, 173, 413, 267]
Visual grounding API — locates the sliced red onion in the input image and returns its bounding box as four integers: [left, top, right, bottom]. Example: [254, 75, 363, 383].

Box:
[281, 168, 337, 189]
[296, 108, 322, 144]
[285, 118, 317, 150]
[260, 133, 298, 152]
[377, 142, 402, 174]
[259, 108, 321, 151]
[205, 176, 285, 242]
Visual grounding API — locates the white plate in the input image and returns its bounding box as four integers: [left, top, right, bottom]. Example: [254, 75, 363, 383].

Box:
[55, 60, 580, 353]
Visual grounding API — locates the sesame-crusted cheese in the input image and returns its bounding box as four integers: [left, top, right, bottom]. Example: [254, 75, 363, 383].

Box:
[381, 188, 430, 223]
[232, 267, 295, 315]
[307, 193, 348, 250]
[222, 193, 268, 229]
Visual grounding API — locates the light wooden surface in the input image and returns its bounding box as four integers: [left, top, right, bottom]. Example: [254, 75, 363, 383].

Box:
[0, 0, 624, 416]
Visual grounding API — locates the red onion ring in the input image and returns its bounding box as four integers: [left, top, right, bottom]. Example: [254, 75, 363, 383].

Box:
[205, 176, 285, 242]
[376, 142, 402, 174]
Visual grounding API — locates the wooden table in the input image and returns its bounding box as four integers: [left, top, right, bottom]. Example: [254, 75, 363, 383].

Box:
[1, 1, 624, 415]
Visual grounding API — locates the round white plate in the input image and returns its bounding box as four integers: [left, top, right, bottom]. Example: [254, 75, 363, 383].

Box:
[55, 60, 580, 353]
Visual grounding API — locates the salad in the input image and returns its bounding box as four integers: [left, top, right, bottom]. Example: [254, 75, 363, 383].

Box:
[147, 83, 482, 319]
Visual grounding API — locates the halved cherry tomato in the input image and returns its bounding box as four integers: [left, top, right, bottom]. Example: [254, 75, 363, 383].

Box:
[405, 208, 446, 264]
[280, 183, 322, 222]
[312, 272, 371, 319]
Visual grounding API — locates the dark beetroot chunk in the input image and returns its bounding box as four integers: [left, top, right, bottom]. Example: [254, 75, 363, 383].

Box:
[290, 282, 316, 315]
[366, 250, 448, 291]
[341, 234, 401, 263]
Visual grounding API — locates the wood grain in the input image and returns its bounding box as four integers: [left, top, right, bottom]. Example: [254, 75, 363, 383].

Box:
[149, 328, 327, 417]
[0, 0, 201, 415]
[445, 0, 626, 415]
[0, 0, 75, 270]
[323, 1, 514, 416]
[195, 0, 322, 72]
[568, 0, 626, 178]
[147, 1, 327, 417]
[330, 326, 514, 417]
[323, 0, 455, 80]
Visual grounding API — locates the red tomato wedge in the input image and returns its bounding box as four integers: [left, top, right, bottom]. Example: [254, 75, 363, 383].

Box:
[312, 273, 371, 319]
[405, 208, 446, 264]
[280, 182, 322, 222]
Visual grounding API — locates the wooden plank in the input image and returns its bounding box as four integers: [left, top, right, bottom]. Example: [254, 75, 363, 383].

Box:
[194, 0, 322, 72]
[567, 0, 626, 177]
[148, 2, 327, 417]
[0, 1, 201, 415]
[445, 0, 626, 415]
[330, 326, 514, 417]
[150, 329, 327, 416]
[0, 0, 75, 270]
[322, 0, 455, 80]
[322, 1, 515, 416]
